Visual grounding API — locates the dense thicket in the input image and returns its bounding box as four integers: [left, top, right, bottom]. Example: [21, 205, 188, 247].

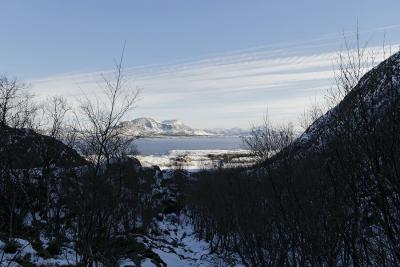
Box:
[0, 129, 167, 265]
[187, 52, 400, 266]
[0, 54, 176, 266]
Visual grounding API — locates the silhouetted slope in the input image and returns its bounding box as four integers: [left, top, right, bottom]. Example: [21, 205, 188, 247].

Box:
[288, 51, 400, 158]
[0, 126, 87, 169]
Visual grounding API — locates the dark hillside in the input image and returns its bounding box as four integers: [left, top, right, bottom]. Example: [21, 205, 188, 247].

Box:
[0, 126, 87, 169]
[292, 51, 400, 156]
[188, 51, 400, 266]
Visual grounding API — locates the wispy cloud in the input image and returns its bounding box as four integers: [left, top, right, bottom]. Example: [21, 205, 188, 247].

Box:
[29, 30, 399, 128]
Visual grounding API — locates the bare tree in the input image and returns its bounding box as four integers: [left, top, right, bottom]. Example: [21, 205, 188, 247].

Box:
[298, 97, 324, 131]
[75, 45, 140, 173]
[243, 114, 294, 162]
[0, 75, 37, 128]
[41, 96, 71, 138]
[326, 25, 377, 107]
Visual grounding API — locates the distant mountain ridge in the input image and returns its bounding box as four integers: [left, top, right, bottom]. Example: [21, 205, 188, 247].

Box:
[119, 117, 211, 137]
[205, 127, 250, 136]
[119, 117, 250, 137]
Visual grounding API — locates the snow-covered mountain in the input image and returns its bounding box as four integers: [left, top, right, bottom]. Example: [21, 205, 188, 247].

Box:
[205, 127, 250, 136]
[119, 117, 212, 137]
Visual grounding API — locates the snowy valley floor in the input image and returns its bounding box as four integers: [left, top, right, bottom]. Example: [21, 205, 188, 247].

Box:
[134, 149, 255, 171]
[0, 215, 243, 267]
[137, 214, 244, 267]
[0, 206, 244, 267]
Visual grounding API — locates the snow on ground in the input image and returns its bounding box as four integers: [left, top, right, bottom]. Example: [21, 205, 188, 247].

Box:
[0, 152, 251, 266]
[134, 149, 254, 171]
[0, 215, 242, 267]
[0, 239, 80, 266]
[139, 214, 244, 267]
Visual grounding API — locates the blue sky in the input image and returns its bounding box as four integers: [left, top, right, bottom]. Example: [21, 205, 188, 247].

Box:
[1, 1, 400, 128]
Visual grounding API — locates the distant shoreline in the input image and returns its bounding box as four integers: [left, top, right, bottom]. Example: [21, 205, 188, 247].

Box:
[134, 134, 245, 139]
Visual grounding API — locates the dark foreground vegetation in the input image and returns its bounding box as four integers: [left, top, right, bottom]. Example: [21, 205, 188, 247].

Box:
[0, 55, 187, 266]
[187, 50, 400, 265]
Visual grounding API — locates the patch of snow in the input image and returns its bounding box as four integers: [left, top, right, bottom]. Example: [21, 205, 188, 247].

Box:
[0, 238, 80, 267]
[135, 149, 253, 171]
[141, 214, 244, 267]
[205, 127, 250, 137]
[141, 259, 157, 267]
[119, 258, 137, 266]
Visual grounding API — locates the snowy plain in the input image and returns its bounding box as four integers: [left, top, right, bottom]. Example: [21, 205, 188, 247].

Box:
[135, 149, 254, 171]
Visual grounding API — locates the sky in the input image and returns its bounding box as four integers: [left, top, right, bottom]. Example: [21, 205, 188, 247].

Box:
[1, 1, 400, 128]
